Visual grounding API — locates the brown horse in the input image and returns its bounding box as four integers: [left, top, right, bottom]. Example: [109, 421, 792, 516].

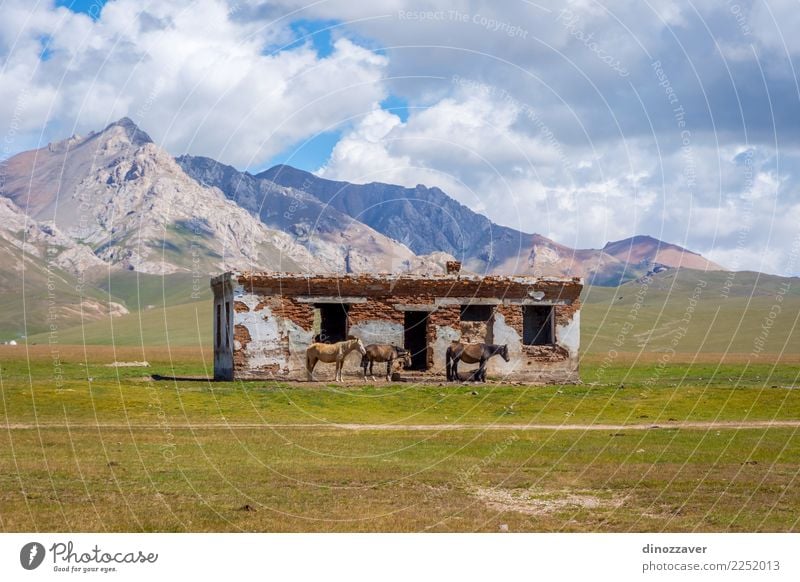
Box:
[306, 336, 366, 382]
[445, 342, 509, 382]
[361, 344, 411, 381]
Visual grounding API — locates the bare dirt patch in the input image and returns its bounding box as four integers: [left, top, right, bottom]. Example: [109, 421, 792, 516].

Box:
[472, 486, 625, 516]
[104, 361, 150, 367]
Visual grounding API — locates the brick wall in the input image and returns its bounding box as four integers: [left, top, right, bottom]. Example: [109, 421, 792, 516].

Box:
[349, 299, 404, 324]
[223, 272, 581, 383]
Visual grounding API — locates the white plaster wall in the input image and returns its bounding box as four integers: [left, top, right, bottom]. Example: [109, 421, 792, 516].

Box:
[346, 320, 406, 376]
[234, 295, 314, 376]
[349, 321, 404, 347]
[556, 310, 580, 358]
[432, 325, 461, 372]
[487, 312, 523, 377]
[235, 303, 285, 371]
[283, 317, 315, 376]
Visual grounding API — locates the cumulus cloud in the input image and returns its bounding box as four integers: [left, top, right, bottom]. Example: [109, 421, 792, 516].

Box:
[319, 86, 576, 228]
[0, 0, 388, 167]
[307, 0, 800, 275]
[318, 79, 797, 275]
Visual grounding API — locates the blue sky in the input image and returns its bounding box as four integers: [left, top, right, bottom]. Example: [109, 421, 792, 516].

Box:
[261, 18, 409, 170]
[55, 0, 106, 20]
[2, 0, 799, 275]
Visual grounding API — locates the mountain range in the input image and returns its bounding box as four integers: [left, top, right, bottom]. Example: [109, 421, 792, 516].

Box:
[0, 117, 724, 338]
[182, 159, 723, 284]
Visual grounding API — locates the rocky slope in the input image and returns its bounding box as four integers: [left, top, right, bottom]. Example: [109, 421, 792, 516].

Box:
[258, 164, 500, 261]
[0, 118, 325, 275]
[0, 198, 129, 339]
[0, 196, 107, 276]
[176, 155, 446, 275]
[260, 164, 724, 284]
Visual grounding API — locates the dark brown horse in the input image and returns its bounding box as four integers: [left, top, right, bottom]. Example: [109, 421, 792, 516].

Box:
[361, 344, 411, 381]
[445, 342, 509, 382]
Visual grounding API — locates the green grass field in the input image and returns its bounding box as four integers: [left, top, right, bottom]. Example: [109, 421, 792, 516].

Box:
[4, 268, 800, 532]
[1, 346, 798, 532]
[581, 269, 800, 355]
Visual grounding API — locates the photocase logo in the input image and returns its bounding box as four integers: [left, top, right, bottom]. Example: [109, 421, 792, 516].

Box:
[20, 542, 46, 570]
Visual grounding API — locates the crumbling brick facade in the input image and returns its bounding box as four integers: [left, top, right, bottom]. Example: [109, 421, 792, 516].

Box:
[211, 271, 582, 383]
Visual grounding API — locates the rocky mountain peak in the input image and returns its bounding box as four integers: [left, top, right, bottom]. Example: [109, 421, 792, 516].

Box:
[601, 235, 723, 273]
[255, 164, 322, 188]
[100, 117, 153, 147]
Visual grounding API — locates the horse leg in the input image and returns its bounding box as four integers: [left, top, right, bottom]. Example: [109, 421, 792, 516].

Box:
[307, 354, 316, 381]
[335, 357, 342, 382]
[478, 357, 487, 382]
[452, 356, 460, 382]
[386, 357, 392, 382]
[446, 350, 453, 381]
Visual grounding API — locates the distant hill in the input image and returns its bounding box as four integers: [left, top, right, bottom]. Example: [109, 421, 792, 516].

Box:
[581, 269, 800, 355]
[601, 235, 722, 274]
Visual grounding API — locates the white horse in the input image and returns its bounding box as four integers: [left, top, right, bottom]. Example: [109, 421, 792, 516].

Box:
[306, 337, 366, 382]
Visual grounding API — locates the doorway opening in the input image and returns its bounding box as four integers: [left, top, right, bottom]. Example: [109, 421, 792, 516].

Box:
[404, 311, 429, 370]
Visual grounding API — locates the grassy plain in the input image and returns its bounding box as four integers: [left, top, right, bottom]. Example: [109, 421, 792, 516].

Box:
[1, 345, 798, 532]
[5, 268, 800, 531]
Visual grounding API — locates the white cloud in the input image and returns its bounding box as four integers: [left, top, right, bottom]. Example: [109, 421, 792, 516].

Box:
[319, 87, 573, 220]
[319, 108, 410, 183]
[0, 0, 388, 167]
[319, 86, 650, 242]
[749, 0, 800, 56]
[318, 78, 800, 275]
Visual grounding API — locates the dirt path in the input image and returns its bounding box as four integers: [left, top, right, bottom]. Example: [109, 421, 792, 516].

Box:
[2, 420, 799, 431]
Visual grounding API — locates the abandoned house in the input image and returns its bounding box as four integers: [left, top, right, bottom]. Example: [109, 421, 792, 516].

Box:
[211, 265, 582, 383]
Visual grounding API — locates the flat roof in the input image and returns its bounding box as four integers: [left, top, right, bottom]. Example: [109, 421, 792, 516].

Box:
[212, 271, 583, 287]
